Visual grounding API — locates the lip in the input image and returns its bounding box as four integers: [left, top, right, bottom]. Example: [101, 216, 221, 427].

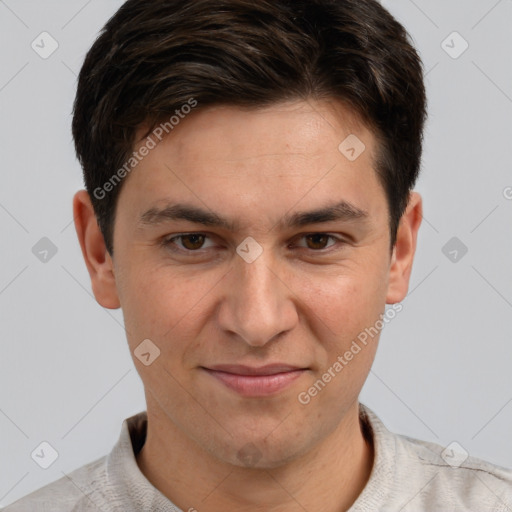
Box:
[202, 364, 307, 397]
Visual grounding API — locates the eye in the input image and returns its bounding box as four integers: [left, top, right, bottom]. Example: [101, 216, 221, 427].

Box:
[294, 233, 342, 251]
[164, 233, 215, 252]
[162, 232, 345, 256]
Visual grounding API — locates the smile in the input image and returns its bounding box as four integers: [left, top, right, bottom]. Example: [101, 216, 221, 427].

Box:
[201, 364, 307, 397]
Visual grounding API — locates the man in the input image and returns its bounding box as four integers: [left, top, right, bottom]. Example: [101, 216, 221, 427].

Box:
[4, 0, 512, 510]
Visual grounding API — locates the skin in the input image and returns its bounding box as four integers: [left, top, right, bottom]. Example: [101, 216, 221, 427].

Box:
[74, 99, 422, 512]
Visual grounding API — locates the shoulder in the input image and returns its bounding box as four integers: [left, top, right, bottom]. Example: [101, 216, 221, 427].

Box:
[1, 456, 109, 512]
[396, 432, 512, 509]
[1, 411, 149, 512]
[356, 404, 512, 511]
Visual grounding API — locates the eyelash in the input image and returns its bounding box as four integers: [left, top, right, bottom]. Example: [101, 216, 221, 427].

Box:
[161, 232, 346, 255]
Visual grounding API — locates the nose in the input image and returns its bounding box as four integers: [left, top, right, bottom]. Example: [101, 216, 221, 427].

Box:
[217, 248, 298, 347]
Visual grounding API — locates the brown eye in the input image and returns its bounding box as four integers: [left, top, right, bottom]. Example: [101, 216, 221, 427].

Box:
[304, 233, 331, 250]
[164, 233, 214, 252]
[179, 234, 206, 250]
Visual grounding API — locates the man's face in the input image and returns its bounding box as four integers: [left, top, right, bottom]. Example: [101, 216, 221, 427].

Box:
[109, 100, 401, 467]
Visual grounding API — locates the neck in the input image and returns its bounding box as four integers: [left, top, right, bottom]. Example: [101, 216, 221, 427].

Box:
[136, 400, 374, 512]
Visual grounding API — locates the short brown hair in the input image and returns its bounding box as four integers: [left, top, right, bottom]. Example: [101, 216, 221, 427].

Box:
[72, 0, 427, 255]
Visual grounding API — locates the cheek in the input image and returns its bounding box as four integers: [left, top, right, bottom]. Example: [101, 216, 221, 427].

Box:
[117, 241, 390, 361]
[296, 262, 389, 339]
[118, 261, 221, 349]
[295, 272, 384, 424]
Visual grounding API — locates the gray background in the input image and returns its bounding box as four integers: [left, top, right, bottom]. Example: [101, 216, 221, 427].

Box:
[1, 0, 511, 506]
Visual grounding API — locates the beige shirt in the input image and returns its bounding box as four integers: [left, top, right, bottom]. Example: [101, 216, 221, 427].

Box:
[3, 403, 512, 511]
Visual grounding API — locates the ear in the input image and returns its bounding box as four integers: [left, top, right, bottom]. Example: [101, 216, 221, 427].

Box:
[386, 191, 422, 304]
[73, 190, 121, 309]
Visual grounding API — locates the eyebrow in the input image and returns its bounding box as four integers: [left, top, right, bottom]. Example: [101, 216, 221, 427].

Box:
[138, 200, 368, 231]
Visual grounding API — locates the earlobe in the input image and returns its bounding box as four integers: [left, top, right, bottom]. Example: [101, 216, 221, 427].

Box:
[385, 192, 422, 304]
[73, 190, 121, 309]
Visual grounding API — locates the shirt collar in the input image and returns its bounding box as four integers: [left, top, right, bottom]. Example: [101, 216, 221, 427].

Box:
[105, 403, 396, 511]
[106, 411, 181, 511]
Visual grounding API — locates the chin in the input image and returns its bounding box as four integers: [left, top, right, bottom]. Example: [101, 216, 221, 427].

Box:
[209, 428, 314, 470]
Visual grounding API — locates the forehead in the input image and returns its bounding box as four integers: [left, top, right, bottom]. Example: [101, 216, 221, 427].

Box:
[137, 99, 374, 162]
[119, 99, 386, 228]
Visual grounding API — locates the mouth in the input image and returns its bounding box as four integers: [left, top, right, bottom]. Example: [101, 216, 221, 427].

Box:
[201, 364, 308, 397]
